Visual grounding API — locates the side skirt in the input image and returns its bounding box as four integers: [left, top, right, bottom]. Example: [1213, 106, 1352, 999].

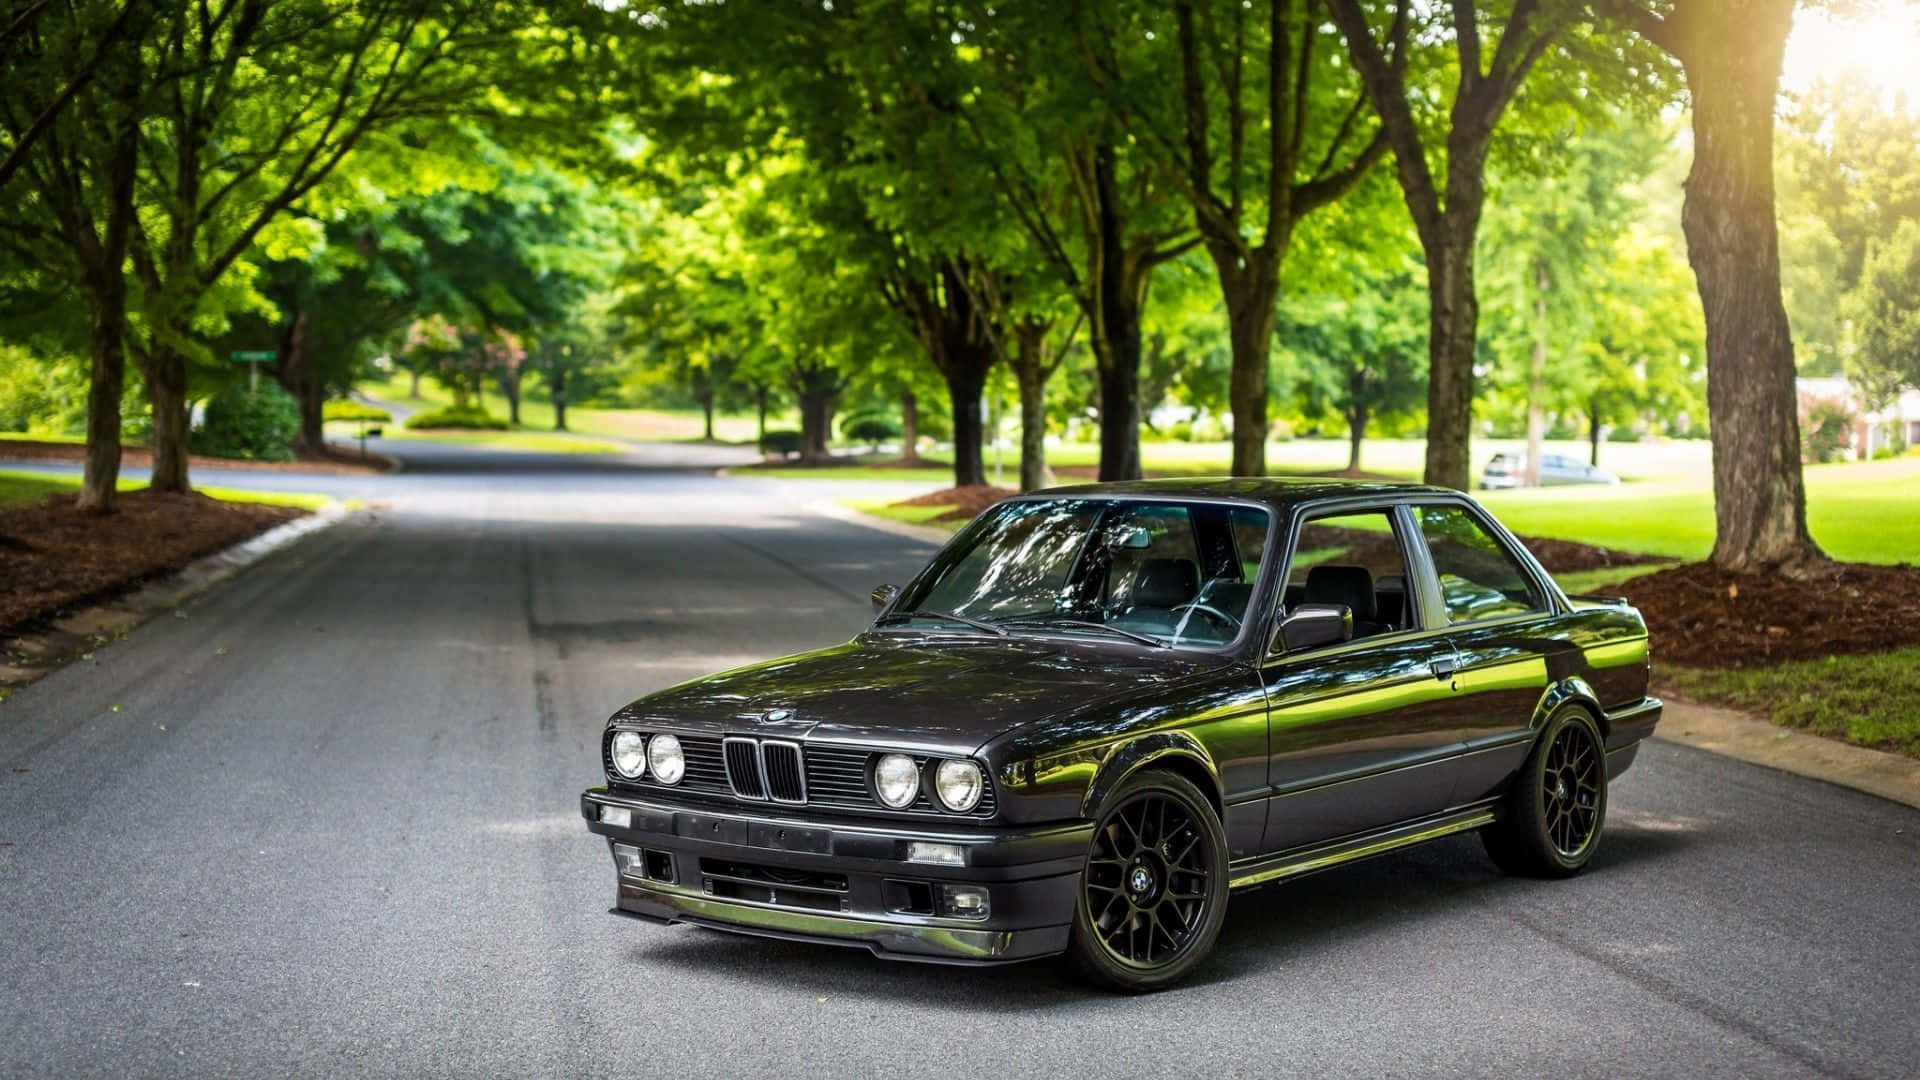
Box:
[1227, 801, 1499, 890]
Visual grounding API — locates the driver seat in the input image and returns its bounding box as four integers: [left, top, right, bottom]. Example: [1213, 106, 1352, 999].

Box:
[1304, 564, 1386, 638]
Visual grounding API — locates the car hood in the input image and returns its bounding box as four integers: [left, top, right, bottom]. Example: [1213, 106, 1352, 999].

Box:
[613, 632, 1227, 755]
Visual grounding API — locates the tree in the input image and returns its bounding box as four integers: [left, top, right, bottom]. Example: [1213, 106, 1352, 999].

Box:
[1278, 256, 1429, 474]
[122, 0, 518, 494]
[1327, 0, 1596, 490]
[1602, 0, 1825, 572]
[1849, 218, 1920, 401]
[1085, 0, 1389, 476]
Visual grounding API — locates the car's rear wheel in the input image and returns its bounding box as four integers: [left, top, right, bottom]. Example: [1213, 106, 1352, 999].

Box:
[1067, 769, 1228, 992]
[1482, 706, 1608, 878]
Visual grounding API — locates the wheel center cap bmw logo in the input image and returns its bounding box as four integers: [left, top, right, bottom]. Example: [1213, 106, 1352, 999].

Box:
[761, 708, 792, 724]
[1129, 866, 1153, 894]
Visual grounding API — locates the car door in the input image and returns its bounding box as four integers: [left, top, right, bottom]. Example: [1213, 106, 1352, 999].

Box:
[1257, 502, 1465, 854]
[1403, 500, 1565, 805]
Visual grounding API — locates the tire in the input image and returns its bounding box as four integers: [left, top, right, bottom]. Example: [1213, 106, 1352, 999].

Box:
[1067, 769, 1229, 993]
[1482, 706, 1609, 878]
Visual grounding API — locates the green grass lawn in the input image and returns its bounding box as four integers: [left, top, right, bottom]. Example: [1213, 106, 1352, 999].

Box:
[0, 468, 331, 512]
[1664, 650, 1920, 759]
[360, 373, 768, 444]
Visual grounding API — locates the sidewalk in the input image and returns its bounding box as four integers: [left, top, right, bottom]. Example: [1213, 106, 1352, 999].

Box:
[1656, 698, 1920, 811]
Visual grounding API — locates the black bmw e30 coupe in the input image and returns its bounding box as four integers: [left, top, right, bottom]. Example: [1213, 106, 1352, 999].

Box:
[580, 478, 1660, 991]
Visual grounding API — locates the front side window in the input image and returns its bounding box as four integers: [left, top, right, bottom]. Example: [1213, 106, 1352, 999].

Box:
[1413, 505, 1546, 623]
[1284, 510, 1417, 638]
[895, 499, 1273, 649]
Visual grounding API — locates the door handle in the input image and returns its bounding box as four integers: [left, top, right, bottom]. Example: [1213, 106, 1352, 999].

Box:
[1429, 654, 1458, 680]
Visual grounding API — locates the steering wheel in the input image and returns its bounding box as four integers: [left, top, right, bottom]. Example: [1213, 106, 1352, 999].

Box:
[1170, 601, 1241, 631]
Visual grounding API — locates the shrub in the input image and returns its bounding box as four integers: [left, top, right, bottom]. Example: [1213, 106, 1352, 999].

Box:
[323, 399, 392, 424]
[196, 382, 300, 461]
[842, 414, 900, 447]
[1801, 399, 1853, 463]
[1606, 427, 1643, 443]
[760, 428, 803, 457]
[1165, 420, 1194, 442]
[404, 404, 508, 430]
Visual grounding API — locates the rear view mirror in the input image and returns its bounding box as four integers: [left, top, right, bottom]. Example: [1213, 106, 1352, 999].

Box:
[1275, 603, 1353, 654]
[871, 584, 900, 612]
[1109, 525, 1152, 550]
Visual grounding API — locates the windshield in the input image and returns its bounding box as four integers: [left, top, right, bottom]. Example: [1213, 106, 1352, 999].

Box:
[890, 498, 1274, 649]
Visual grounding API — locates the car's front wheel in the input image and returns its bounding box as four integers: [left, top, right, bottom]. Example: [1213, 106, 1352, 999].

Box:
[1482, 706, 1609, 877]
[1067, 769, 1229, 992]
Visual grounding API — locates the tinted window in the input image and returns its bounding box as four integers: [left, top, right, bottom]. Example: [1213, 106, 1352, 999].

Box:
[1286, 511, 1416, 636]
[1413, 505, 1545, 623]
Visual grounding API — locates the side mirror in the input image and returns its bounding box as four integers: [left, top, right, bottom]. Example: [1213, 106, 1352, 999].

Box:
[1274, 603, 1352, 654]
[871, 583, 900, 613]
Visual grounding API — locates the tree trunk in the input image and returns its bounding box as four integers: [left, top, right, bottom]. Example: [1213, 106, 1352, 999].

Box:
[498, 368, 521, 426]
[280, 312, 325, 455]
[899, 389, 920, 464]
[754, 385, 768, 442]
[1089, 144, 1144, 483]
[145, 345, 191, 494]
[1423, 236, 1480, 490]
[797, 389, 837, 463]
[1347, 405, 1367, 474]
[1224, 281, 1281, 477]
[700, 391, 715, 442]
[550, 368, 568, 431]
[1589, 400, 1603, 468]
[944, 360, 989, 489]
[1012, 323, 1051, 493]
[77, 288, 128, 513]
[1524, 268, 1548, 488]
[1671, 3, 1824, 572]
[409, 369, 421, 398]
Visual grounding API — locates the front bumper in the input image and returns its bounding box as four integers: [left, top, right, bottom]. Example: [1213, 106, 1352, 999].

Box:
[580, 788, 1087, 965]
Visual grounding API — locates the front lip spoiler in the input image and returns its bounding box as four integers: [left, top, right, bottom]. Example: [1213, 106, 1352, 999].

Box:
[610, 879, 1070, 965]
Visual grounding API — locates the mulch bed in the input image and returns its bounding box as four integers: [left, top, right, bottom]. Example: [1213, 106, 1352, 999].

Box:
[1606, 561, 1920, 668]
[894, 484, 1019, 523]
[0, 491, 302, 635]
[0, 438, 392, 474]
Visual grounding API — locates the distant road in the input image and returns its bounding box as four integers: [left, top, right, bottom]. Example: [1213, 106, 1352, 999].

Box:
[1, 440, 1914, 1077]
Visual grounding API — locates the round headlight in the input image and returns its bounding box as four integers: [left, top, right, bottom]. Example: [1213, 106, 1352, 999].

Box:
[872, 753, 920, 809]
[609, 730, 646, 779]
[647, 733, 685, 785]
[933, 759, 984, 812]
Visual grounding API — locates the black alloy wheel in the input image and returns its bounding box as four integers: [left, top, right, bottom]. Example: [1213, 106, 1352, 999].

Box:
[1483, 706, 1609, 878]
[1069, 770, 1228, 992]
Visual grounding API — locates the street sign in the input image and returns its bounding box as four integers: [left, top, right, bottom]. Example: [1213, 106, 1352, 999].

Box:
[231, 349, 274, 392]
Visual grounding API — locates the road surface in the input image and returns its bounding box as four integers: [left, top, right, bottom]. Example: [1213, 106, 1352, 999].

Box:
[2, 442, 1915, 1078]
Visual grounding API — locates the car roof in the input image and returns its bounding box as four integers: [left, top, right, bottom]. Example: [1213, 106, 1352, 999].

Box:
[1027, 476, 1462, 515]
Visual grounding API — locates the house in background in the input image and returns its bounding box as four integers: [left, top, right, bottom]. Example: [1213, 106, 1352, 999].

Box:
[1796, 376, 1920, 459]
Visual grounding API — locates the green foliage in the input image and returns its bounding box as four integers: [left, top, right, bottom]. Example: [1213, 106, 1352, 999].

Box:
[196, 383, 300, 462]
[0, 345, 85, 434]
[322, 400, 392, 424]
[1802, 399, 1855, 464]
[1847, 218, 1920, 401]
[405, 405, 509, 431]
[759, 429, 804, 457]
[842, 414, 901, 447]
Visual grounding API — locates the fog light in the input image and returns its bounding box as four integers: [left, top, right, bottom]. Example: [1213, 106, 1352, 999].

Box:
[599, 805, 632, 829]
[938, 885, 989, 920]
[906, 841, 965, 867]
[612, 842, 644, 876]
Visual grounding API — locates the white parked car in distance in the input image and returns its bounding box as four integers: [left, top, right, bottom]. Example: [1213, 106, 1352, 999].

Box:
[1480, 452, 1621, 489]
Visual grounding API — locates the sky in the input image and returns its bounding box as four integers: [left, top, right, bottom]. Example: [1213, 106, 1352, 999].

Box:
[1782, 2, 1920, 103]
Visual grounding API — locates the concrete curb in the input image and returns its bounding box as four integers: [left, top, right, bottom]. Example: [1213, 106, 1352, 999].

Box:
[804, 498, 953, 547]
[1653, 699, 1920, 811]
[0, 500, 356, 693]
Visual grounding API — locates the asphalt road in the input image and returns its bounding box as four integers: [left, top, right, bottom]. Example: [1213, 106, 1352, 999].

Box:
[2, 443, 1917, 1078]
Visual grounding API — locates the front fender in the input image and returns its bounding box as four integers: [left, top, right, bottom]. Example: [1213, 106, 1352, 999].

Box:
[1076, 732, 1223, 819]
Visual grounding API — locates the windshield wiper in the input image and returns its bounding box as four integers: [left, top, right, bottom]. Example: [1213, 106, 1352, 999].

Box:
[996, 617, 1169, 649]
[876, 609, 1007, 636]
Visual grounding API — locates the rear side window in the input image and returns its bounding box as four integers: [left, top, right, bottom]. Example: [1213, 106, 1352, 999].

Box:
[1413, 505, 1545, 624]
